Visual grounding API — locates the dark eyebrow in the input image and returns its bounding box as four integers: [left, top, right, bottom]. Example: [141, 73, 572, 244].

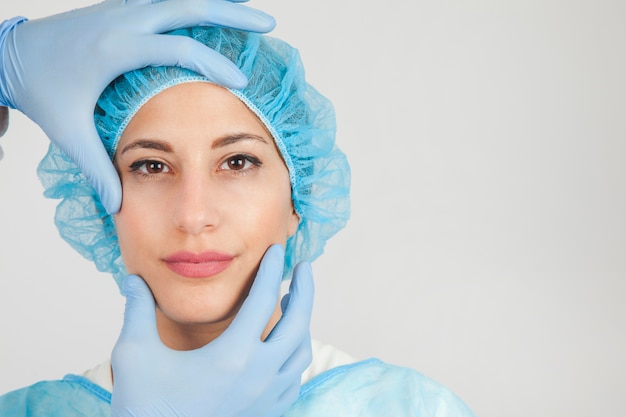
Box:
[118, 134, 268, 156]
[211, 133, 269, 149]
[119, 139, 173, 155]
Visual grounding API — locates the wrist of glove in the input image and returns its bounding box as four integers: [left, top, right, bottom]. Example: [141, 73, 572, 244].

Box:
[0, 16, 28, 108]
[0, 17, 27, 156]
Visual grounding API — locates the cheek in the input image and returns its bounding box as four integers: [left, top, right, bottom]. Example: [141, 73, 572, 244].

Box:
[235, 180, 295, 238]
[114, 189, 163, 272]
[114, 210, 141, 272]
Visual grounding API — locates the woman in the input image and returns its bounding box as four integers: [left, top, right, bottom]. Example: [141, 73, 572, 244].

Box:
[1, 26, 475, 416]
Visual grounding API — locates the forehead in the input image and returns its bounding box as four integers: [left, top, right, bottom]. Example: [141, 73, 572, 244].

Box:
[117, 83, 274, 149]
[129, 83, 266, 131]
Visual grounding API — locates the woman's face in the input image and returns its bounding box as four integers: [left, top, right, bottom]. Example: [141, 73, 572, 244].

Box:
[113, 82, 299, 349]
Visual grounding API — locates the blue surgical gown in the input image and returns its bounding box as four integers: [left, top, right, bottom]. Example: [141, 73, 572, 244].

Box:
[0, 359, 475, 416]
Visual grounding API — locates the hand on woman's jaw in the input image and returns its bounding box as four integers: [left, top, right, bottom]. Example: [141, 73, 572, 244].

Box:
[154, 297, 283, 351]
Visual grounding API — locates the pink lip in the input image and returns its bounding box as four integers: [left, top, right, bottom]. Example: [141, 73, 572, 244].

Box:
[163, 251, 234, 278]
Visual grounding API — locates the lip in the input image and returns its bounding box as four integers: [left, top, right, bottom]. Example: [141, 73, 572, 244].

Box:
[163, 251, 234, 278]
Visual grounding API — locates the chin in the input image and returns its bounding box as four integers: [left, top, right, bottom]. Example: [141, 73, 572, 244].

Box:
[161, 299, 241, 325]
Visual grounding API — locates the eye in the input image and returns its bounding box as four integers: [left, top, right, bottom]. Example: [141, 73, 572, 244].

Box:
[129, 159, 171, 175]
[220, 154, 261, 172]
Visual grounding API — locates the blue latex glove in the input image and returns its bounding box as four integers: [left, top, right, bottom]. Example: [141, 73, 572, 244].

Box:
[0, 0, 275, 214]
[111, 244, 314, 417]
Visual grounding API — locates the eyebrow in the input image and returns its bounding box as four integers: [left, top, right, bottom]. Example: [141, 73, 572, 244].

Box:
[118, 133, 269, 156]
[211, 133, 269, 149]
[119, 139, 172, 155]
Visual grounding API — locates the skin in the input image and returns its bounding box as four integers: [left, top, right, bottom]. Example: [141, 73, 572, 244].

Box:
[113, 82, 300, 351]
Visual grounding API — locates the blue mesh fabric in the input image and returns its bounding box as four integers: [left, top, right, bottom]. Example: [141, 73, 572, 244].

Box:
[37, 26, 350, 289]
[0, 360, 476, 416]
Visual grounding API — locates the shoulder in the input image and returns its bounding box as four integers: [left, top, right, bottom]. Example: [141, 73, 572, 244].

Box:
[0, 376, 110, 417]
[287, 359, 476, 417]
[303, 339, 358, 383]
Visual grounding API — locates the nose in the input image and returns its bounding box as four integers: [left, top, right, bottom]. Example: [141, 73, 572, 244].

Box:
[172, 173, 220, 235]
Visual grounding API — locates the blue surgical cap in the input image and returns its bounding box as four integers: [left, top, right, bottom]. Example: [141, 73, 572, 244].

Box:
[37, 27, 350, 290]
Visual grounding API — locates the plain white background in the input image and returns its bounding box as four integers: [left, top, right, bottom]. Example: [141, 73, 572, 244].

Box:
[1, 1, 625, 416]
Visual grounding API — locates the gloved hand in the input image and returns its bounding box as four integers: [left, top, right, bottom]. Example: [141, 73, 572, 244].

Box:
[0, 0, 275, 214]
[111, 244, 314, 417]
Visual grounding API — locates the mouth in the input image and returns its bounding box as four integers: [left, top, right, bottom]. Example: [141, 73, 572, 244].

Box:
[163, 251, 234, 278]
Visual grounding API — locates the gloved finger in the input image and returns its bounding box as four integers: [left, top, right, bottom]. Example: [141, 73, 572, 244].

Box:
[118, 274, 161, 344]
[277, 379, 303, 408]
[54, 123, 122, 214]
[225, 244, 285, 339]
[280, 292, 290, 314]
[140, 0, 275, 34]
[130, 34, 247, 88]
[267, 374, 303, 417]
[278, 331, 312, 376]
[264, 261, 314, 346]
